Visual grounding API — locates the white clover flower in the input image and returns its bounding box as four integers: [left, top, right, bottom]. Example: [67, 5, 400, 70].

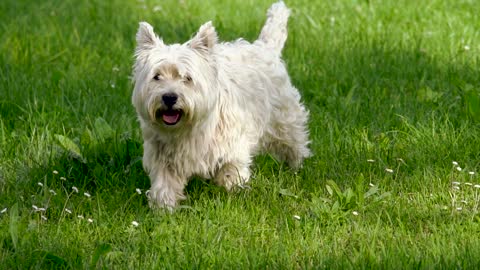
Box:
[53, 170, 59, 174]
[136, 188, 142, 195]
[131, 221, 140, 227]
[367, 159, 375, 163]
[452, 161, 459, 166]
[41, 215, 48, 221]
[474, 184, 480, 188]
[456, 167, 462, 172]
[87, 218, 94, 223]
[37, 182, 44, 187]
[469, 171, 475, 175]
[72, 186, 79, 193]
[65, 209, 72, 214]
[293, 215, 301, 220]
[84, 192, 91, 198]
[385, 168, 394, 173]
[352, 211, 359, 216]
[49, 189, 57, 195]
[0, 208, 7, 214]
[60, 177, 66, 181]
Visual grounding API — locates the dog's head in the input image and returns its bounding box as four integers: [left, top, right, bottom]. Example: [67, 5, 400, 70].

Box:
[132, 21, 218, 131]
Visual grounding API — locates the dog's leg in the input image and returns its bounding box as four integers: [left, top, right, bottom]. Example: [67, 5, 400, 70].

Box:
[143, 140, 186, 209]
[267, 98, 311, 169]
[214, 160, 251, 191]
[147, 165, 187, 209]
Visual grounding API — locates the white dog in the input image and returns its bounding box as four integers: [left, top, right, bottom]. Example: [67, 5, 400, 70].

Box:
[132, 1, 310, 208]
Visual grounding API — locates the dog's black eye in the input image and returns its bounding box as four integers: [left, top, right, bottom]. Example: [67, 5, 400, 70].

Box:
[153, 74, 161, 81]
[184, 75, 192, 83]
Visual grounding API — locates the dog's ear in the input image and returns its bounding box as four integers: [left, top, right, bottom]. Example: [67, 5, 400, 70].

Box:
[136, 22, 164, 50]
[189, 21, 217, 51]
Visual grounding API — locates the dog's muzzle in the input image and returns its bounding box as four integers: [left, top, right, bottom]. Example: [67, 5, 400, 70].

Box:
[153, 93, 183, 125]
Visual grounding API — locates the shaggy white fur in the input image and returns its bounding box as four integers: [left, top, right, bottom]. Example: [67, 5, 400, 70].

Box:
[132, 1, 311, 208]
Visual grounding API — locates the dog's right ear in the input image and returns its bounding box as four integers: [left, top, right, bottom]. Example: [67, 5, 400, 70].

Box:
[136, 22, 164, 51]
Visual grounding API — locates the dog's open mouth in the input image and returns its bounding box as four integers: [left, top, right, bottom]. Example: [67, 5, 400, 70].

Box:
[156, 109, 182, 125]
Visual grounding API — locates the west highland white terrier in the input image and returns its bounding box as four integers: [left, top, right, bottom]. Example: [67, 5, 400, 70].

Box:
[132, 1, 310, 208]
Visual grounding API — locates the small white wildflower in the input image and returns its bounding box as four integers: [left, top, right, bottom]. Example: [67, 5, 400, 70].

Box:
[53, 170, 59, 174]
[65, 209, 72, 214]
[474, 184, 480, 188]
[87, 218, 94, 223]
[84, 192, 91, 198]
[367, 159, 375, 163]
[456, 167, 462, 172]
[452, 161, 459, 166]
[41, 215, 48, 221]
[49, 189, 57, 195]
[32, 205, 38, 211]
[72, 186, 79, 193]
[469, 171, 475, 175]
[135, 188, 142, 195]
[453, 186, 460, 190]
[131, 221, 140, 227]
[456, 207, 463, 211]
[452, 181, 461, 185]
[385, 168, 394, 173]
[37, 182, 44, 187]
[77, 215, 84, 219]
[369, 183, 375, 187]
[1, 208, 7, 214]
[465, 182, 473, 186]
[60, 177, 66, 181]
[293, 215, 301, 220]
[464, 45, 470, 51]
[352, 211, 359, 216]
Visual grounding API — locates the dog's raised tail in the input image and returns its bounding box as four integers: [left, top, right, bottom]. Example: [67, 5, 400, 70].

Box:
[257, 1, 290, 55]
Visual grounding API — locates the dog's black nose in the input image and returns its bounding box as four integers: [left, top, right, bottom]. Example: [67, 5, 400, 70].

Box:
[162, 93, 178, 107]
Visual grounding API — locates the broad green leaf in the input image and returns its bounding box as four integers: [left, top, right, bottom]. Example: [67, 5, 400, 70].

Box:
[54, 134, 84, 161]
[94, 117, 114, 140]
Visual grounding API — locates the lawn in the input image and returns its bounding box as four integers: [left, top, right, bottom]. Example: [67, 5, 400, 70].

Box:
[1, 0, 480, 268]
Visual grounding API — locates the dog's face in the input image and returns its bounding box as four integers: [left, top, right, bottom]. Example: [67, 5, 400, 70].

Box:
[132, 22, 218, 131]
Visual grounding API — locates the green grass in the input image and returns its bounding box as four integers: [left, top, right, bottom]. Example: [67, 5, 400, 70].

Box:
[1, 0, 480, 268]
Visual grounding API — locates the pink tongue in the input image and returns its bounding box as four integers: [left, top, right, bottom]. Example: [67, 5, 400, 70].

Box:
[162, 112, 180, 124]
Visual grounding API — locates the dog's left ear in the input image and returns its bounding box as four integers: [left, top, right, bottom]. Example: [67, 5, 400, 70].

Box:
[189, 21, 217, 51]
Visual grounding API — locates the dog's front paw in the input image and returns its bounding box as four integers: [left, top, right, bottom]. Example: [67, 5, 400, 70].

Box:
[147, 185, 185, 210]
[215, 163, 250, 191]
